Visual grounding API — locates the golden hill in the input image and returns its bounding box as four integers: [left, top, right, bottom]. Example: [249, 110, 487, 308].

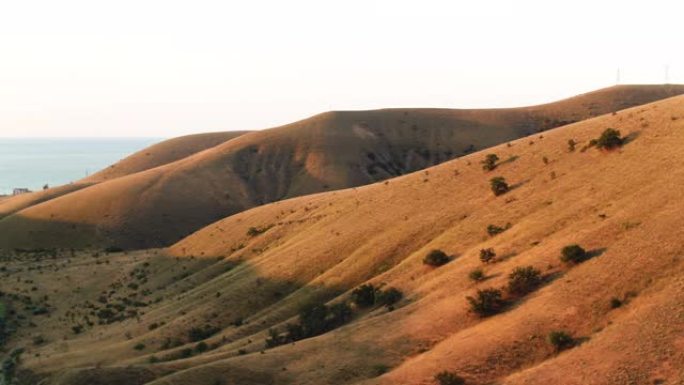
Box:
[1, 93, 683, 385]
[1, 84, 683, 250]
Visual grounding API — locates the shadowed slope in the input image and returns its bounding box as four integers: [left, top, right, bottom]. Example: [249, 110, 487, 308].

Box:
[1, 85, 683, 251]
[6, 94, 684, 385]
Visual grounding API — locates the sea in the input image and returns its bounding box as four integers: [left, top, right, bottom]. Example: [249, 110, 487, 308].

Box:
[0, 138, 162, 196]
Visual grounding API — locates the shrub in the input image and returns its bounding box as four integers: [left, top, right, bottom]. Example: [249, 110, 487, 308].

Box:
[610, 297, 623, 309]
[486, 224, 504, 236]
[466, 288, 505, 317]
[328, 302, 353, 327]
[560, 244, 588, 264]
[299, 303, 329, 337]
[376, 287, 403, 307]
[481, 154, 499, 171]
[479, 248, 496, 264]
[71, 325, 83, 334]
[423, 250, 450, 267]
[133, 343, 146, 351]
[104, 246, 124, 253]
[195, 341, 208, 353]
[595, 128, 624, 149]
[468, 268, 485, 282]
[490, 177, 509, 196]
[548, 330, 574, 351]
[567, 139, 576, 152]
[434, 370, 465, 385]
[351, 284, 376, 308]
[507, 266, 542, 295]
[188, 325, 220, 342]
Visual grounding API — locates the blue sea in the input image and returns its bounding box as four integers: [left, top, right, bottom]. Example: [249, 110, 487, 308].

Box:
[0, 138, 162, 195]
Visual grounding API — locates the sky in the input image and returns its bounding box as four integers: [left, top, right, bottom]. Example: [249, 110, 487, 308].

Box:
[0, 0, 682, 137]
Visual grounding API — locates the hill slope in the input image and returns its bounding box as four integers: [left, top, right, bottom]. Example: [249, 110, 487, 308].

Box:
[0, 131, 249, 220]
[1, 84, 683, 250]
[2, 93, 683, 385]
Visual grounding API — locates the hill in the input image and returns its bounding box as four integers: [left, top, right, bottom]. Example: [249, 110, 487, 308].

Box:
[0, 131, 249, 220]
[1, 84, 683, 250]
[1, 93, 683, 385]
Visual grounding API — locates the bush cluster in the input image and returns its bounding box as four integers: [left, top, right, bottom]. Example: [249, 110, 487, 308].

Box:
[596, 128, 624, 149]
[507, 266, 542, 296]
[479, 248, 496, 264]
[560, 244, 589, 264]
[434, 371, 465, 385]
[481, 154, 499, 171]
[466, 288, 505, 317]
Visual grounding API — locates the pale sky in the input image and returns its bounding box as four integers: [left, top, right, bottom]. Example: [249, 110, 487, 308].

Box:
[0, 0, 682, 137]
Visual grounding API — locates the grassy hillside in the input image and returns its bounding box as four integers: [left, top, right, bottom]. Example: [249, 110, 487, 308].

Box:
[2, 94, 683, 384]
[1, 84, 682, 250]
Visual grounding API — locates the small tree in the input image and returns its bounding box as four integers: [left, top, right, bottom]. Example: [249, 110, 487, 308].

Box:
[466, 288, 505, 317]
[507, 266, 542, 296]
[560, 244, 589, 264]
[351, 284, 376, 307]
[434, 371, 465, 385]
[548, 330, 574, 351]
[481, 154, 499, 171]
[424, 249, 450, 267]
[479, 248, 496, 264]
[596, 128, 624, 149]
[490, 177, 510, 196]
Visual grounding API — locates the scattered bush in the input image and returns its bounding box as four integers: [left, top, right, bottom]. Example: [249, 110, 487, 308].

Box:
[351, 284, 376, 308]
[423, 249, 450, 267]
[466, 288, 505, 317]
[133, 343, 146, 351]
[489, 177, 510, 196]
[468, 268, 485, 282]
[595, 128, 624, 149]
[195, 341, 208, 353]
[560, 244, 589, 264]
[376, 287, 403, 308]
[567, 139, 576, 152]
[507, 266, 542, 295]
[188, 325, 220, 342]
[479, 248, 496, 264]
[434, 370, 465, 385]
[481, 154, 499, 171]
[610, 297, 623, 309]
[71, 325, 83, 334]
[548, 330, 574, 351]
[486, 223, 510, 237]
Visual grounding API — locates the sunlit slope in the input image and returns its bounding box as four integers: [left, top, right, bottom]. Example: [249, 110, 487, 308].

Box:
[82, 131, 250, 183]
[13, 94, 684, 385]
[0, 84, 682, 251]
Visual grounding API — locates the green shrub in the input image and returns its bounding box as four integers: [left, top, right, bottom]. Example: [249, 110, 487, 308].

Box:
[468, 268, 485, 282]
[596, 128, 624, 149]
[434, 370, 465, 385]
[466, 288, 505, 317]
[423, 249, 450, 267]
[133, 343, 146, 351]
[328, 302, 353, 327]
[490, 177, 510, 196]
[560, 244, 588, 264]
[481, 153, 499, 171]
[299, 303, 329, 337]
[351, 284, 376, 308]
[507, 266, 542, 295]
[479, 248, 496, 264]
[548, 330, 574, 351]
